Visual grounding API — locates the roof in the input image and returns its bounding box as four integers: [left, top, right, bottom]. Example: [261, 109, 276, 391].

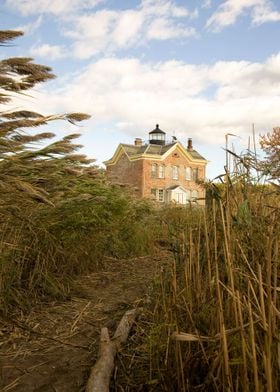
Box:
[149, 124, 166, 135]
[122, 142, 206, 160]
[104, 140, 207, 166]
[168, 185, 188, 191]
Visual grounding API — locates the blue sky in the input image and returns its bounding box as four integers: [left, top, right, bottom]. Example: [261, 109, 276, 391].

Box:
[1, 0, 280, 178]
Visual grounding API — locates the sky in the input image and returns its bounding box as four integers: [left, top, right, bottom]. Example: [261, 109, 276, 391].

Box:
[1, 0, 280, 179]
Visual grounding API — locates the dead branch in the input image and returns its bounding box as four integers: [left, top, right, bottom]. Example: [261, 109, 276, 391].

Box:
[86, 309, 137, 392]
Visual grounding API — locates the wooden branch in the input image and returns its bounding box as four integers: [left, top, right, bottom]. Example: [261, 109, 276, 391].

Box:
[86, 309, 137, 392]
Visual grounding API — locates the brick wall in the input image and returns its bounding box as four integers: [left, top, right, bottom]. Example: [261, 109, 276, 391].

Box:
[106, 146, 206, 204]
[106, 152, 144, 196]
[142, 146, 206, 204]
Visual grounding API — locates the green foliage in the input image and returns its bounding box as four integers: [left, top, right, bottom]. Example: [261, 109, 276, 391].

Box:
[0, 31, 157, 314]
[260, 127, 280, 181]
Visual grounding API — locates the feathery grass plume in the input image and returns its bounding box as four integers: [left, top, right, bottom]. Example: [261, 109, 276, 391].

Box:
[1, 110, 45, 119]
[0, 30, 23, 45]
[0, 29, 158, 315]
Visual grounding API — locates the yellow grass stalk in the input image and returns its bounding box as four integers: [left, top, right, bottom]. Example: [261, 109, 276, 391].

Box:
[272, 238, 278, 334]
[221, 318, 232, 391]
[236, 290, 249, 391]
[172, 258, 177, 306]
[257, 264, 267, 330]
[264, 235, 273, 392]
[215, 262, 232, 390]
[219, 200, 238, 326]
[178, 340, 186, 392]
[203, 208, 212, 284]
[213, 199, 218, 266]
[248, 300, 259, 391]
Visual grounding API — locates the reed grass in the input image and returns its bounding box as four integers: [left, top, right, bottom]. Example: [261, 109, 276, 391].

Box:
[0, 29, 160, 316]
[0, 179, 158, 314]
[148, 153, 280, 391]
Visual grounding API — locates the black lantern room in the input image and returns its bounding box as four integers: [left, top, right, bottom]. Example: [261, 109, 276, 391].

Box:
[149, 124, 166, 146]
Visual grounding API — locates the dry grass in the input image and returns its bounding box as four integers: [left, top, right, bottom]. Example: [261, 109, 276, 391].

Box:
[146, 157, 280, 391]
[0, 29, 159, 315]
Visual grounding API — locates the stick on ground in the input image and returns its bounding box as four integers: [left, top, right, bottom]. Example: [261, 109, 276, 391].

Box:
[86, 309, 137, 392]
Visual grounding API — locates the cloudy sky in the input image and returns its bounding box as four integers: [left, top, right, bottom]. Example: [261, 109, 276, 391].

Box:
[1, 0, 280, 178]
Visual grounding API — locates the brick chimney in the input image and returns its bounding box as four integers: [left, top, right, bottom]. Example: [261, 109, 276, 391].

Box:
[187, 138, 193, 151]
[134, 137, 142, 146]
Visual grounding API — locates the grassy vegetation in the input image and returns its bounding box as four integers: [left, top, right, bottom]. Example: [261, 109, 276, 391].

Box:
[147, 158, 279, 391]
[0, 30, 158, 315]
[1, 29, 279, 391]
[0, 170, 158, 314]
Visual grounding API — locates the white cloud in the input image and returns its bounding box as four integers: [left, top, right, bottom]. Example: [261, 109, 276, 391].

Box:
[61, 0, 196, 59]
[140, 0, 190, 18]
[30, 43, 66, 60]
[202, 0, 212, 9]
[147, 18, 196, 40]
[65, 10, 117, 59]
[16, 15, 43, 34]
[206, 0, 280, 31]
[19, 53, 280, 146]
[252, 2, 280, 24]
[6, 0, 197, 59]
[5, 0, 104, 16]
[112, 10, 144, 47]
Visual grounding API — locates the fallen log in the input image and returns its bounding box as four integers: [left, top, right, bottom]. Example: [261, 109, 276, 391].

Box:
[86, 308, 137, 392]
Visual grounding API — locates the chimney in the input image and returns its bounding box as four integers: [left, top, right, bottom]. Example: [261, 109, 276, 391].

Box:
[134, 137, 142, 146]
[187, 138, 193, 151]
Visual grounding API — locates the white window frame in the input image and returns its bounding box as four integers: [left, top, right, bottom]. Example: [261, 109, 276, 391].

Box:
[172, 165, 179, 180]
[158, 189, 165, 202]
[158, 165, 165, 179]
[185, 167, 191, 180]
[176, 192, 184, 204]
[151, 188, 157, 198]
[151, 163, 157, 178]
[192, 168, 198, 182]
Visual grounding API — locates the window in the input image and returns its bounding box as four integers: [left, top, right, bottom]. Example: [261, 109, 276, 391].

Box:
[172, 165, 179, 180]
[185, 167, 191, 180]
[151, 163, 157, 178]
[176, 192, 184, 204]
[151, 188, 165, 202]
[158, 189, 165, 202]
[192, 168, 198, 182]
[158, 165, 165, 178]
[151, 188, 157, 198]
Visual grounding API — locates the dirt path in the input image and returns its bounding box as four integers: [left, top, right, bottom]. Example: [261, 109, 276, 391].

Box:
[0, 252, 171, 392]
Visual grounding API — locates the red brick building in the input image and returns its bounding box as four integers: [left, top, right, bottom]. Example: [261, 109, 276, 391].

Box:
[104, 125, 207, 205]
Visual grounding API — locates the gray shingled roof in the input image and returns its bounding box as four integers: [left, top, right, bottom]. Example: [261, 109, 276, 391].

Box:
[120, 142, 206, 161]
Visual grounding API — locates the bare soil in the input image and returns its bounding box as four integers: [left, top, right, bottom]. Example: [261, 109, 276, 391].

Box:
[0, 252, 171, 392]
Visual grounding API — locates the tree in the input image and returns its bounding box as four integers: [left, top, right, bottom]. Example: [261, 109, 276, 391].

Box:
[259, 127, 280, 181]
